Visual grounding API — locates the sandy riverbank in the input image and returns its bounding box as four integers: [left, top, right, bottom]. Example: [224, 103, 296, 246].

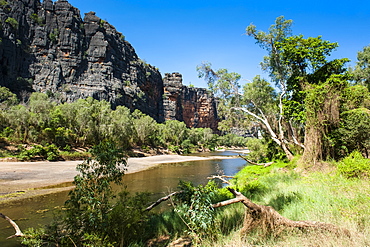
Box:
[0, 154, 233, 203]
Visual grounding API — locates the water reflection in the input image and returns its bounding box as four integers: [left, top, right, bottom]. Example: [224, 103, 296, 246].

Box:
[0, 152, 246, 246]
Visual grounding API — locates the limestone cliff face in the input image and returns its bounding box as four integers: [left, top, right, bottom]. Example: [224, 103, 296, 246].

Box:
[0, 0, 217, 129]
[163, 73, 219, 130]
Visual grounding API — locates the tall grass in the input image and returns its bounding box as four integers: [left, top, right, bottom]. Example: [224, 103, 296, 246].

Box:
[125, 156, 370, 246]
[206, 162, 370, 246]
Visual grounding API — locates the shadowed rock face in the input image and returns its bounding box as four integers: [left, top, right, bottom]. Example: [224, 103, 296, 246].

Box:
[163, 73, 219, 131]
[0, 0, 218, 129]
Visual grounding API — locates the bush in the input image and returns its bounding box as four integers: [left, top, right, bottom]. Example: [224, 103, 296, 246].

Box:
[337, 151, 370, 178]
[5, 17, 18, 30]
[218, 133, 248, 147]
[245, 138, 268, 162]
[18, 144, 60, 161]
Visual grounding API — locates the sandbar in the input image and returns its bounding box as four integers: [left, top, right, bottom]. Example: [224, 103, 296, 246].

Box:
[0, 154, 232, 203]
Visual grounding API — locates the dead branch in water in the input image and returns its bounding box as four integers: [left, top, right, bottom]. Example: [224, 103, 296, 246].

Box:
[0, 213, 24, 239]
[238, 154, 273, 167]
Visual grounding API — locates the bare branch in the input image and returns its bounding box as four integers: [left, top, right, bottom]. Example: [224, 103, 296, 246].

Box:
[144, 191, 183, 212]
[207, 175, 233, 185]
[212, 197, 244, 208]
[0, 213, 24, 239]
[238, 155, 273, 167]
[289, 120, 305, 149]
[232, 107, 281, 146]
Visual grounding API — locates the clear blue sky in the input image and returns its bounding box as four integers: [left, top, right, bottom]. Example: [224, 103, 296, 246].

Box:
[66, 0, 370, 89]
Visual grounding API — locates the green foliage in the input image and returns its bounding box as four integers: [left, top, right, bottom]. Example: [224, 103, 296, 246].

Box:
[159, 120, 188, 146]
[0, 92, 227, 155]
[18, 144, 60, 161]
[132, 109, 158, 146]
[107, 191, 152, 245]
[30, 13, 44, 25]
[5, 17, 18, 30]
[341, 84, 370, 111]
[21, 228, 47, 246]
[333, 108, 370, 157]
[353, 44, 370, 90]
[174, 181, 220, 242]
[0, 0, 8, 6]
[99, 19, 106, 28]
[217, 133, 248, 147]
[197, 62, 244, 131]
[246, 16, 293, 85]
[276, 35, 339, 75]
[337, 151, 370, 179]
[0, 86, 18, 109]
[243, 75, 278, 116]
[49, 28, 59, 43]
[63, 141, 127, 245]
[233, 159, 294, 189]
[245, 138, 268, 162]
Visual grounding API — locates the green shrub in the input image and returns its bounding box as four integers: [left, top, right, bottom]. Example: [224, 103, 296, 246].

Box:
[5, 17, 18, 30]
[337, 151, 370, 178]
[0, 0, 8, 6]
[245, 138, 268, 162]
[49, 28, 59, 43]
[18, 144, 60, 161]
[30, 13, 44, 25]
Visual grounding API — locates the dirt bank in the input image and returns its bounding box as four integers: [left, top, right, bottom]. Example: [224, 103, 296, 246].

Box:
[0, 154, 232, 203]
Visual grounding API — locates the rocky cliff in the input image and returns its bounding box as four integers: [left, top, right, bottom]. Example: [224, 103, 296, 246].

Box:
[0, 0, 218, 129]
[163, 73, 219, 130]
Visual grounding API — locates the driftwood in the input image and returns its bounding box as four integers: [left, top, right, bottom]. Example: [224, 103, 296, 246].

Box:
[209, 176, 350, 237]
[0, 213, 24, 239]
[238, 154, 273, 167]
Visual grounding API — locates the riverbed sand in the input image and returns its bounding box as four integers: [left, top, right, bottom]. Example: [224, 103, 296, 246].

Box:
[0, 154, 231, 203]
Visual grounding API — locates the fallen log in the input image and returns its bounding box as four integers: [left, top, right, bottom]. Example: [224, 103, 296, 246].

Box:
[209, 176, 350, 237]
[238, 155, 273, 167]
[0, 213, 24, 239]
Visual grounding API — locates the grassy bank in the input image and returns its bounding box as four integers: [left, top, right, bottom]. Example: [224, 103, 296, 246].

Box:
[202, 158, 370, 246]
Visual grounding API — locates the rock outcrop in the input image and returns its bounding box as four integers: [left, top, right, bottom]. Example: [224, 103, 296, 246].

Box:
[163, 73, 219, 130]
[0, 0, 218, 129]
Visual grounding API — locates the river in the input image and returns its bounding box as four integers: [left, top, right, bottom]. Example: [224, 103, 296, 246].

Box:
[0, 150, 247, 246]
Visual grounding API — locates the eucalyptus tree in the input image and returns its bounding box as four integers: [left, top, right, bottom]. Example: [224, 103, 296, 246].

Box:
[196, 62, 244, 133]
[246, 16, 295, 160]
[275, 34, 350, 163]
[353, 45, 370, 89]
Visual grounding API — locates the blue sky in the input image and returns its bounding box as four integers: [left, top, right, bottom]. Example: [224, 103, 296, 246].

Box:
[66, 0, 370, 89]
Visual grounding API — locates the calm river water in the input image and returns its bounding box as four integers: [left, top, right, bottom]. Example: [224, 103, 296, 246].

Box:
[0, 150, 247, 246]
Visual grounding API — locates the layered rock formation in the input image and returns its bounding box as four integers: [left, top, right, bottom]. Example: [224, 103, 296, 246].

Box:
[163, 73, 219, 130]
[0, 0, 218, 129]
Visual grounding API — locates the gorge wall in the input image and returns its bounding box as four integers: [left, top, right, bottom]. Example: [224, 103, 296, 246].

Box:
[0, 0, 218, 130]
[163, 73, 218, 130]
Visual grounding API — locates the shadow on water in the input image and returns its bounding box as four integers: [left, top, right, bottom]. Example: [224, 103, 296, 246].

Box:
[0, 151, 247, 246]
